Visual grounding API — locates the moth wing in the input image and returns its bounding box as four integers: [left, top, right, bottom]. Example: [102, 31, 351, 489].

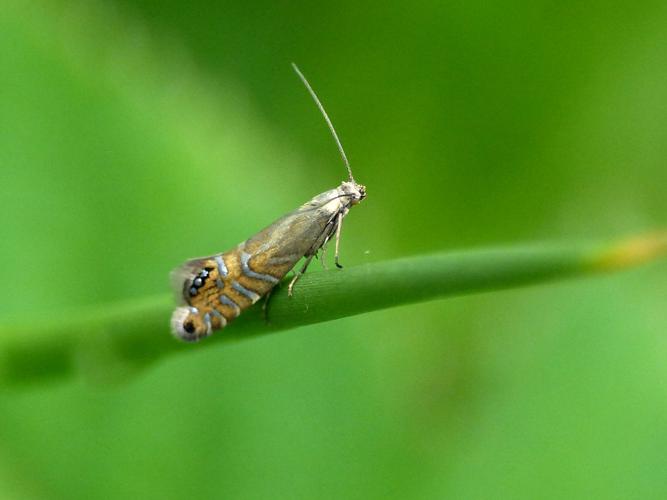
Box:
[244, 203, 336, 264]
[170, 254, 219, 304]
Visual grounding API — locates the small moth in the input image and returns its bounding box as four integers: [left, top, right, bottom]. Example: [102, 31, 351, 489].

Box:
[171, 64, 366, 342]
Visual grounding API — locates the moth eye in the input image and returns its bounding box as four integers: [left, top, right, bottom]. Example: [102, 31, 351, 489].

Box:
[183, 321, 195, 334]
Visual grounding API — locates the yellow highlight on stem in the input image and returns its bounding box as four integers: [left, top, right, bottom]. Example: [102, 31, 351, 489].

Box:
[591, 232, 667, 272]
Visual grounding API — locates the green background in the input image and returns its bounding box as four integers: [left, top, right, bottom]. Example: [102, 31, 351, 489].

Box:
[1, 1, 666, 498]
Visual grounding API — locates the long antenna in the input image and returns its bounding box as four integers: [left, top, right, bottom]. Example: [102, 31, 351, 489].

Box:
[291, 63, 354, 183]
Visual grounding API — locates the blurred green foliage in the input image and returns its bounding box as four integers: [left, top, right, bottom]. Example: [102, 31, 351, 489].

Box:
[1, 1, 666, 498]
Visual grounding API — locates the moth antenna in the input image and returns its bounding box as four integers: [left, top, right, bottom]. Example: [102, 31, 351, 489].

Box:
[291, 63, 355, 183]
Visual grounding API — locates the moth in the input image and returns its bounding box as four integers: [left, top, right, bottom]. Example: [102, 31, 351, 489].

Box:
[171, 64, 366, 342]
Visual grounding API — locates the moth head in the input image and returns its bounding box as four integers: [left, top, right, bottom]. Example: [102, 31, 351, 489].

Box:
[171, 306, 210, 342]
[340, 181, 367, 205]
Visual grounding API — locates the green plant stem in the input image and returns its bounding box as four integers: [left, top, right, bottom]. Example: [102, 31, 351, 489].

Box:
[1, 234, 665, 388]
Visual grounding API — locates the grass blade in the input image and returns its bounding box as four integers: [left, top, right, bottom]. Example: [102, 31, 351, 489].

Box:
[0, 233, 665, 388]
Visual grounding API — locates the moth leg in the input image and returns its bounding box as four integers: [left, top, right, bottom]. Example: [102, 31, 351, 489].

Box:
[288, 255, 315, 297]
[262, 288, 274, 324]
[319, 242, 329, 270]
[318, 216, 338, 269]
[334, 211, 344, 269]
